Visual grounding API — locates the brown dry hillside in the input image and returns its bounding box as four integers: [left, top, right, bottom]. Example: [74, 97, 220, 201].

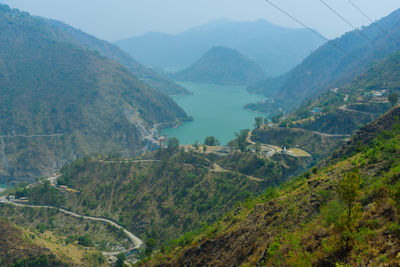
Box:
[0, 218, 66, 266]
[142, 106, 400, 266]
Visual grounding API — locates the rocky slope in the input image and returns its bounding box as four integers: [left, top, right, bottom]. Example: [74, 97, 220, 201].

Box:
[142, 106, 400, 267]
[42, 18, 190, 95]
[0, 218, 67, 266]
[0, 5, 187, 182]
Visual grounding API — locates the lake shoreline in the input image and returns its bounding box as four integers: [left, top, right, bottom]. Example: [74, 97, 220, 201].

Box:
[163, 82, 268, 145]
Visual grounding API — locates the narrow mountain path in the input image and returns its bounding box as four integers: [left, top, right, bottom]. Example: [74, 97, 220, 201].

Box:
[98, 159, 159, 164]
[287, 127, 352, 138]
[212, 163, 264, 182]
[0, 134, 65, 138]
[0, 197, 143, 255]
[339, 104, 376, 116]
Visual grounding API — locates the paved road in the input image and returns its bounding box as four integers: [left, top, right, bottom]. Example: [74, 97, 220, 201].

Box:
[0, 134, 65, 138]
[339, 104, 376, 116]
[0, 197, 143, 254]
[99, 159, 159, 164]
[287, 127, 351, 138]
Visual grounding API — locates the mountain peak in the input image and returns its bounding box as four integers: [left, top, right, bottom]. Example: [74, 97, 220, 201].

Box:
[172, 46, 266, 85]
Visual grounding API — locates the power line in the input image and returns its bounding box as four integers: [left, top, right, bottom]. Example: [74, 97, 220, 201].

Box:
[318, 0, 387, 55]
[263, 0, 365, 64]
[346, 0, 398, 44]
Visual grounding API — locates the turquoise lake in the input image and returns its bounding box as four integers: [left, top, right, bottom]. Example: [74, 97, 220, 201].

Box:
[0, 183, 8, 193]
[163, 82, 266, 145]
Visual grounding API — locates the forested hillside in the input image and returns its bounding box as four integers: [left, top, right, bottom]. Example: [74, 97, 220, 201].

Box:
[0, 5, 187, 182]
[172, 46, 266, 85]
[276, 50, 400, 136]
[248, 8, 400, 109]
[42, 18, 190, 95]
[143, 106, 400, 266]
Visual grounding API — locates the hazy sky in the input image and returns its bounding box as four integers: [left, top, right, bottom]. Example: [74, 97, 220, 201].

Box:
[2, 0, 399, 42]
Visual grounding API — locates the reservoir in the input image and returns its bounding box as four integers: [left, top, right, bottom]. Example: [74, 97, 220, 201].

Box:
[162, 82, 266, 145]
[0, 183, 8, 193]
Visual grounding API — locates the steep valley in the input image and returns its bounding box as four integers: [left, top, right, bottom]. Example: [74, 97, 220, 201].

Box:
[0, 5, 188, 183]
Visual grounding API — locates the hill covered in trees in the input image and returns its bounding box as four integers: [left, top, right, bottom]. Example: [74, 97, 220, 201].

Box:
[271, 49, 400, 137]
[0, 4, 188, 182]
[172, 46, 266, 85]
[142, 106, 400, 266]
[115, 18, 323, 76]
[247, 8, 400, 111]
[41, 18, 190, 95]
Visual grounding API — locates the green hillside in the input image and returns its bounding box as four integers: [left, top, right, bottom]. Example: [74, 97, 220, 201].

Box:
[42, 18, 191, 95]
[172, 46, 266, 85]
[247, 8, 400, 110]
[0, 218, 68, 267]
[278, 50, 400, 136]
[143, 106, 400, 266]
[0, 5, 187, 182]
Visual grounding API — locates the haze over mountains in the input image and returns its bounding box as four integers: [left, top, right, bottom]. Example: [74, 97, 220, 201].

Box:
[115, 19, 324, 76]
[0, 4, 187, 182]
[172, 46, 266, 86]
[247, 8, 400, 110]
[1, 2, 400, 266]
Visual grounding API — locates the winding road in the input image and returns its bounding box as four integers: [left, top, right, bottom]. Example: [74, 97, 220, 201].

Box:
[339, 104, 376, 116]
[0, 197, 143, 255]
[0, 134, 65, 138]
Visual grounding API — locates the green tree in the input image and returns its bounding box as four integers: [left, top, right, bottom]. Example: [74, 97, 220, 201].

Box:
[78, 234, 93, 247]
[389, 92, 399, 107]
[167, 137, 179, 154]
[235, 130, 249, 152]
[145, 238, 157, 256]
[255, 141, 261, 154]
[204, 136, 220, 146]
[391, 181, 400, 223]
[193, 141, 199, 150]
[271, 113, 283, 124]
[335, 169, 362, 249]
[116, 252, 126, 267]
[203, 145, 207, 153]
[254, 116, 263, 129]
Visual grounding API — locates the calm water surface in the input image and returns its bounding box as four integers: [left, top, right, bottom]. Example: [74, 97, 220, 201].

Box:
[163, 82, 266, 145]
[0, 183, 8, 193]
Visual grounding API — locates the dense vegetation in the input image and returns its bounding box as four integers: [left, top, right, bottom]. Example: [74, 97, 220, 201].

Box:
[42, 18, 190, 95]
[272, 50, 400, 137]
[247, 8, 400, 111]
[0, 204, 130, 253]
[34, 150, 269, 245]
[0, 4, 188, 182]
[142, 106, 400, 266]
[115, 18, 323, 76]
[172, 46, 266, 85]
[217, 152, 311, 184]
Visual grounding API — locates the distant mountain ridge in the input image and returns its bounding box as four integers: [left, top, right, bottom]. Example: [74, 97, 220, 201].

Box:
[248, 8, 400, 108]
[115, 19, 324, 77]
[0, 4, 187, 182]
[172, 46, 266, 85]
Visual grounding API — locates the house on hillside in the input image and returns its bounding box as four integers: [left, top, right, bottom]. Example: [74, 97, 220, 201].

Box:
[311, 108, 322, 115]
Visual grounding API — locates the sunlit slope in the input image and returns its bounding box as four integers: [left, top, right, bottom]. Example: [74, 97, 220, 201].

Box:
[0, 4, 187, 182]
